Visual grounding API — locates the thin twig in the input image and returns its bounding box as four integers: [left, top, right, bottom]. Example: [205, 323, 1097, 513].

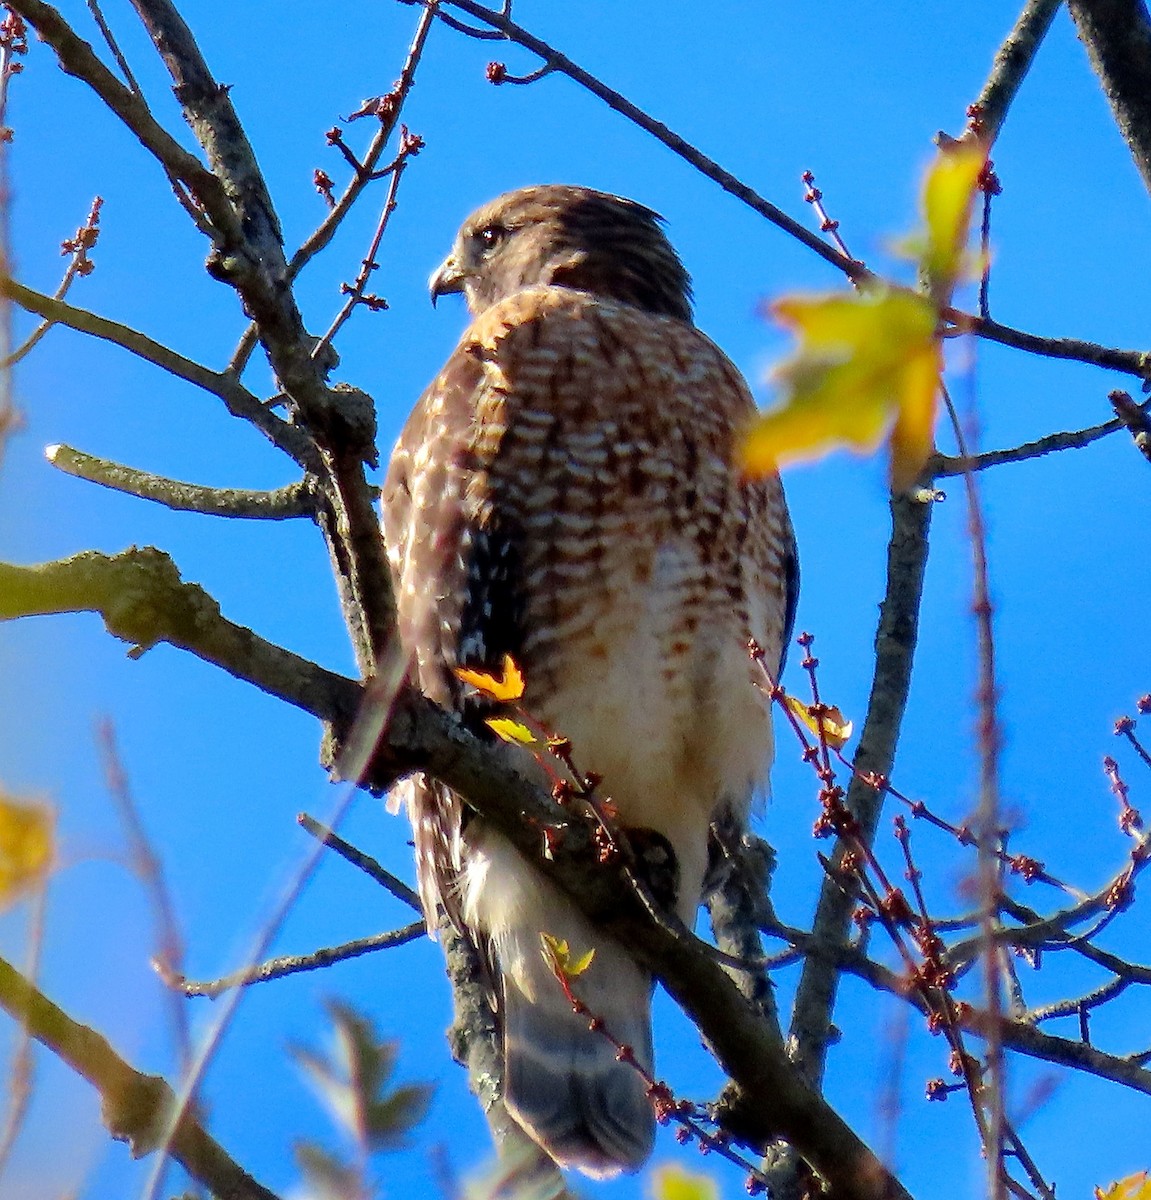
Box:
[956, 310, 1151, 380]
[1, 276, 316, 466]
[96, 721, 192, 1071]
[298, 813, 421, 911]
[406, 0, 866, 281]
[932, 412, 1132, 476]
[46, 443, 319, 519]
[228, 1, 438, 379]
[165, 924, 424, 998]
[0, 883, 46, 1184]
[310, 133, 422, 360]
[3, 194, 103, 369]
[8, 0, 236, 241]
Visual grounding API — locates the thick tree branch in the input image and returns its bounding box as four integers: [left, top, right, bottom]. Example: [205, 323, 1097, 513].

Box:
[0, 955, 280, 1200]
[1067, 0, 1151, 194]
[0, 549, 360, 725]
[0, 548, 910, 1200]
[789, 494, 933, 1086]
[46, 444, 319, 518]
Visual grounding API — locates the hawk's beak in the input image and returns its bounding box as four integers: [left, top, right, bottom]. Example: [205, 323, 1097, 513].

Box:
[429, 256, 466, 308]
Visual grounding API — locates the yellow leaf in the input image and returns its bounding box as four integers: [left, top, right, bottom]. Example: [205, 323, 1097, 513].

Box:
[743, 286, 940, 490]
[0, 796, 53, 908]
[783, 694, 853, 750]
[485, 717, 544, 749]
[455, 654, 525, 702]
[650, 1164, 719, 1200]
[540, 932, 595, 979]
[920, 137, 987, 301]
[1096, 1173, 1151, 1200]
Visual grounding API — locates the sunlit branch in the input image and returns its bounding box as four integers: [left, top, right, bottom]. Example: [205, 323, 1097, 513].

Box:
[46, 444, 319, 520]
[0, 955, 281, 1200]
[0, 548, 360, 725]
[0, 544, 909, 1200]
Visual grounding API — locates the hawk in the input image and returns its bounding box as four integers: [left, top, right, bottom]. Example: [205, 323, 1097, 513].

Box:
[383, 185, 796, 1177]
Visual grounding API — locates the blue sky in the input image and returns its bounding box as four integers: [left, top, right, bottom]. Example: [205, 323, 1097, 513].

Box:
[1, 3, 1149, 1198]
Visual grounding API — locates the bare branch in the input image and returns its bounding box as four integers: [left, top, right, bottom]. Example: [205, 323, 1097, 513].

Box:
[933, 412, 1130, 476]
[229, 1, 438, 379]
[6, 0, 236, 239]
[166, 924, 424, 998]
[297, 813, 422, 911]
[0, 548, 360, 725]
[1066, 0, 1151, 194]
[764, 917, 1151, 1097]
[404, 0, 866, 280]
[0, 954, 281, 1200]
[46, 443, 319, 519]
[1110, 389, 1151, 463]
[0, 545, 909, 1200]
[789, 493, 933, 1085]
[1, 276, 316, 466]
[967, 0, 1063, 143]
[959, 310, 1151, 380]
[97, 721, 192, 1072]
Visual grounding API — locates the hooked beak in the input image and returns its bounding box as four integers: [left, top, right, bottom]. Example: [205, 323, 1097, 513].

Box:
[429, 255, 466, 307]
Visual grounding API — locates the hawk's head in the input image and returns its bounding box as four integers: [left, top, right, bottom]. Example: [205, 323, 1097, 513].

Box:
[429, 185, 693, 323]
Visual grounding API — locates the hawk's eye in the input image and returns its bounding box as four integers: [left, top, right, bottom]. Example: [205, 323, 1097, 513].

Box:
[477, 224, 506, 250]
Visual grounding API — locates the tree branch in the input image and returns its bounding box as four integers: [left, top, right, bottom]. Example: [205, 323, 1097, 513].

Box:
[932, 412, 1130, 476]
[119, 0, 396, 675]
[0, 548, 360, 724]
[167, 924, 425, 998]
[968, 0, 1063, 142]
[1, 276, 315, 466]
[0, 547, 910, 1200]
[789, 493, 933, 1086]
[46, 444, 320, 518]
[402, 0, 865, 280]
[958, 311, 1151, 380]
[764, 918, 1151, 1097]
[0, 954, 281, 1200]
[6, 0, 236, 240]
[1067, 0, 1151, 194]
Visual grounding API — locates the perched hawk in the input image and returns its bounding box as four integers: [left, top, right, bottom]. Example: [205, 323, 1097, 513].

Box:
[383, 185, 796, 1177]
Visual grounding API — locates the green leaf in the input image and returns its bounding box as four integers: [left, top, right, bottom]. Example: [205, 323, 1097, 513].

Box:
[292, 1001, 433, 1155]
[294, 1140, 362, 1200]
